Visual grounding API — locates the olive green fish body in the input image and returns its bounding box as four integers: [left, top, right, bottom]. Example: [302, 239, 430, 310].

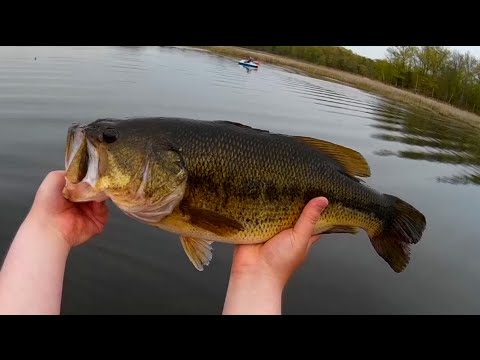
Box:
[63, 117, 427, 273]
[145, 119, 386, 240]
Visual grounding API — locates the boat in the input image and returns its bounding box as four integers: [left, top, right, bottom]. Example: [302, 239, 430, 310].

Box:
[238, 59, 259, 68]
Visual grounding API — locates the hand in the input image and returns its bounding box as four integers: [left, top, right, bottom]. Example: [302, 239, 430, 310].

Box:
[29, 170, 109, 248]
[231, 196, 329, 284]
[223, 197, 328, 315]
[0, 170, 109, 314]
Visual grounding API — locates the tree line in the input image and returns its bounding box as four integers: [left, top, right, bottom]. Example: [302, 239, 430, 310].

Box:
[243, 46, 480, 115]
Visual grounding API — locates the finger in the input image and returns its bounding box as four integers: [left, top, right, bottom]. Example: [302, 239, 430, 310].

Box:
[42, 170, 67, 193]
[35, 171, 67, 203]
[90, 201, 109, 222]
[293, 197, 328, 243]
[81, 201, 109, 233]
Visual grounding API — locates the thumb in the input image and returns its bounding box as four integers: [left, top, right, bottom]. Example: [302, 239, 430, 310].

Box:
[39, 170, 67, 192]
[35, 170, 67, 202]
[292, 197, 328, 246]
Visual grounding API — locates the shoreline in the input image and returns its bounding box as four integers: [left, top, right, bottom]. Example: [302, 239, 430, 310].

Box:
[197, 46, 480, 129]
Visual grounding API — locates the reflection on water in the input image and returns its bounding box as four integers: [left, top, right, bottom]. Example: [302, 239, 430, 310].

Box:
[239, 64, 258, 73]
[370, 102, 480, 186]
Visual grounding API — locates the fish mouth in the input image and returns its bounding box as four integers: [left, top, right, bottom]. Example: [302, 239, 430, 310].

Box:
[65, 123, 85, 170]
[63, 124, 108, 202]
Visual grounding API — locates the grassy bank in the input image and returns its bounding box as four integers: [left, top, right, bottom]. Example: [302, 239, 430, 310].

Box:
[199, 46, 480, 128]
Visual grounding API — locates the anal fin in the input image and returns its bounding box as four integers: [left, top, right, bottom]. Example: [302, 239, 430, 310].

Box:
[180, 236, 213, 271]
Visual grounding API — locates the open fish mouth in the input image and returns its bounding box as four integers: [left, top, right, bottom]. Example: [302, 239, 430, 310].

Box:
[63, 124, 108, 202]
[65, 124, 84, 170]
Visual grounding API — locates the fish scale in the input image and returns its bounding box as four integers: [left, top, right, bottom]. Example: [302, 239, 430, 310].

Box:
[63, 117, 427, 273]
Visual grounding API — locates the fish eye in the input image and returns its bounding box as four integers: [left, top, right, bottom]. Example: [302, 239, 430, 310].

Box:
[102, 128, 118, 144]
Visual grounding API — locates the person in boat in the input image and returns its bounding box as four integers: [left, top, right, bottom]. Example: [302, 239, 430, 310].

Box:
[0, 170, 328, 315]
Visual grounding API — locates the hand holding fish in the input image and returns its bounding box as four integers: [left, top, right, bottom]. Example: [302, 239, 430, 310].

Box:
[0, 170, 108, 314]
[223, 197, 329, 315]
[32, 170, 109, 247]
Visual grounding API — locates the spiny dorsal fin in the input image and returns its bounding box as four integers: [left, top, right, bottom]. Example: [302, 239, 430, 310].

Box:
[180, 236, 213, 271]
[294, 136, 371, 177]
[182, 206, 245, 237]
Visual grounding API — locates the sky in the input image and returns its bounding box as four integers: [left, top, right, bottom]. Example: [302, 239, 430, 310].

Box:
[343, 46, 480, 60]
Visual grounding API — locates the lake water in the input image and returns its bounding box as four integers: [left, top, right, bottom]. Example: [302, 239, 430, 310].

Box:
[1, 46, 479, 314]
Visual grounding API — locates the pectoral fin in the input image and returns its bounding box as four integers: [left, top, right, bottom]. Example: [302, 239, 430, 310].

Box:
[180, 236, 213, 271]
[181, 206, 245, 237]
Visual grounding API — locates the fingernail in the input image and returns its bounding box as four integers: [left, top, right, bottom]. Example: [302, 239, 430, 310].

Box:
[316, 197, 328, 211]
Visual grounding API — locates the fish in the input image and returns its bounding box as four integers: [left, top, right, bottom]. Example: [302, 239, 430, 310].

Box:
[62, 117, 427, 273]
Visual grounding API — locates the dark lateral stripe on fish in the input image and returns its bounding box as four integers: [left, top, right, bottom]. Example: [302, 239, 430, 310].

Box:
[187, 173, 391, 222]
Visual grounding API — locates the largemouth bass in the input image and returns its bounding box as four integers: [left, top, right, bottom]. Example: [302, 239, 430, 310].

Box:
[63, 117, 426, 273]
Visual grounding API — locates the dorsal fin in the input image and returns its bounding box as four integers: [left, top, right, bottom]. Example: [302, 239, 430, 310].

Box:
[294, 136, 371, 177]
[212, 120, 370, 177]
[213, 120, 270, 133]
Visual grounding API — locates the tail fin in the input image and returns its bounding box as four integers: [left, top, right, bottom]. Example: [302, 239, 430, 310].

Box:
[369, 195, 427, 273]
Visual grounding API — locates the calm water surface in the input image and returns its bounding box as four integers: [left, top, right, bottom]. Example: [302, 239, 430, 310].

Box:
[1, 46, 479, 314]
